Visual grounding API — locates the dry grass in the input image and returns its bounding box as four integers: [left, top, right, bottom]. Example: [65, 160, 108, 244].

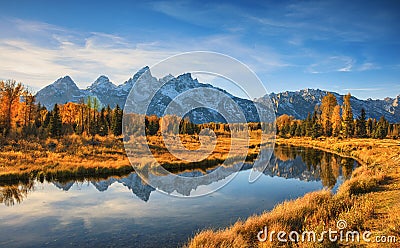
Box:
[187, 137, 400, 247]
[0, 131, 266, 180]
[187, 190, 375, 248]
[0, 134, 131, 179]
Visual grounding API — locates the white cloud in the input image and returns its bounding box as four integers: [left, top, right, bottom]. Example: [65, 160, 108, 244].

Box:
[0, 19, 290, 92]
[0, 19, 180, 90]
[307, 56, 354, 74]
[357, 62, 380, 71]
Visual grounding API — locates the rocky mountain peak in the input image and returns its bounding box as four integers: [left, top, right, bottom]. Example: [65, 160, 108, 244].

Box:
[53, 76, 78, 89]
[131, 66, 150, 82]
[93, 75, 110, 84]
[35, 68, 400, 123]
[88, 75, 116, 91]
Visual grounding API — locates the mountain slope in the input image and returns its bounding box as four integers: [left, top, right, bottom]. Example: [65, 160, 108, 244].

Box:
[256, 89, 400, 123]
[36, 76, 88, 108]
[36, 67, 149, 109]
[35, 68, 400, 123]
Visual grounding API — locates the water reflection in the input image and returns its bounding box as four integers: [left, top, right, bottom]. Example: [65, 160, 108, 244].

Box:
[268, 145, 356, 187]
[0, 181, 34, 206]
[0, 145, 357, 206]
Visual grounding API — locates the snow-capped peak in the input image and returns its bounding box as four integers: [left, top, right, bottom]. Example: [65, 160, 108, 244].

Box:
[53, 76, 77, 88]
[160, 74, 175, 84]
[131, 66, 150, 82]
[88, 75, 116, 91]
[94, 75, 110, 85]
[35, 67, 400, 123]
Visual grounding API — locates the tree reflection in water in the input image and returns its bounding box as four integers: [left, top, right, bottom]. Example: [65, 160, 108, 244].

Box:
[272, 144, 357, 188]
[0, 145, 357, 206]
[0, 180, 34, 206]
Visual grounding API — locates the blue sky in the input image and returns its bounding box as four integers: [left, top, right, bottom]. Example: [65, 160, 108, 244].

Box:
[0, 0, 399, 99]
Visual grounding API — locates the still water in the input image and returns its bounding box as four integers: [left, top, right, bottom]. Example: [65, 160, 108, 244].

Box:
[0, 145, 357, 247]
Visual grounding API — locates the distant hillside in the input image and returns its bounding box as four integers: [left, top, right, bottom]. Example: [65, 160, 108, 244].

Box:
[35, 68, 400, 123]
[257, 89, 400, 123]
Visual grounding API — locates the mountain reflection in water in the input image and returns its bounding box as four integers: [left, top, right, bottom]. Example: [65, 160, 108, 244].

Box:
[0, 145, 357, 206]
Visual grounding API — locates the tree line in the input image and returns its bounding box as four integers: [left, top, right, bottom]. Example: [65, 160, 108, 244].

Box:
[276, 92, 399, 139]
[0, 80, 123, 138]
[1, 80, 398, 139]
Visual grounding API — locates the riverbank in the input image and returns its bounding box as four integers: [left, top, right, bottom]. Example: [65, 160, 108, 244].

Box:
[0, 133, 263, 182]
[187, 137, 400, 247]
[0, 135, 132, 182]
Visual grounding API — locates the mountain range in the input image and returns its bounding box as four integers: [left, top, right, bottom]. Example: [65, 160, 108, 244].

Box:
[35, 67, 400, 123]
[51, 146, 348, 201]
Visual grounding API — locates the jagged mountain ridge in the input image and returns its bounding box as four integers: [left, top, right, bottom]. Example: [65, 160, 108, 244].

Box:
[257, 88, 400, 123]
[36, 67, 151, 109]
[125, 69, 264, 123]
[51, 148, 347, 201]
[36, 66, 264, 123]
[35, 67, 400, 123]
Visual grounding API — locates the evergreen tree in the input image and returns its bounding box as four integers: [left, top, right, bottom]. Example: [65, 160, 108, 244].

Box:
[366, 118, 373, 137]
[289, 121, 297, 136]
[91, 97, 100, 135]
[308, 109, 323, 138]
[111, 104, 123, 136]
[48, 104, 62, 137]
[106, 105, 112, 134]
[373, 116, 388, 139]
[311, 122, 323, 139]
[295, 123, 302, 137]
[146, 115, 160, 136]
[355, 108, 367, 137]
[98, 107, 108, 136]
[304, 112, 312, 137]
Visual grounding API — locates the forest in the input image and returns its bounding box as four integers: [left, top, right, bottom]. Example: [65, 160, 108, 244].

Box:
[0, 79, 399, 140]
[0, 80, 123, 139]
[275, 92, 399, 139]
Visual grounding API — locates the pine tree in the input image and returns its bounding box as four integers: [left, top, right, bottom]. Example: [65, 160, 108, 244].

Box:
[387, 124, 393, 138]
[355, 108, 367, 137]
[295, 123, 302, 136]
[146, 115, 160, 136]
[309, 110, 322, 138]
[373, 116, 388, 139]
[106, 105, 112, 134]
[91, 97, 100, 136]
[111, 104, 123, 136]
[311, 122, 323, 139]
[48, 104, 62, 137]
[366, 118, 373, 137]
[341, 93, 354, 138]
[304, 112, 312, 137]
[98, 108, 108, 136]
[289, 121, 297, 136]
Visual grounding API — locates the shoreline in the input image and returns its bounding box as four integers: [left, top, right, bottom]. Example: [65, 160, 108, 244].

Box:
[2, 136, 399, 247]
[187, 137, 400, 247]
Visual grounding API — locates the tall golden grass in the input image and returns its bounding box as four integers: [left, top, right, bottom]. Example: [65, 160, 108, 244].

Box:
[0, 134, 131, 178]
[186, 137, 400, 247]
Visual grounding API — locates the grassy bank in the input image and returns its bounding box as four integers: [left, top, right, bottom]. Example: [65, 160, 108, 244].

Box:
[0, 132, 265, 182]
[0, 134, 132, 180]
[187, 137, 400, 247]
